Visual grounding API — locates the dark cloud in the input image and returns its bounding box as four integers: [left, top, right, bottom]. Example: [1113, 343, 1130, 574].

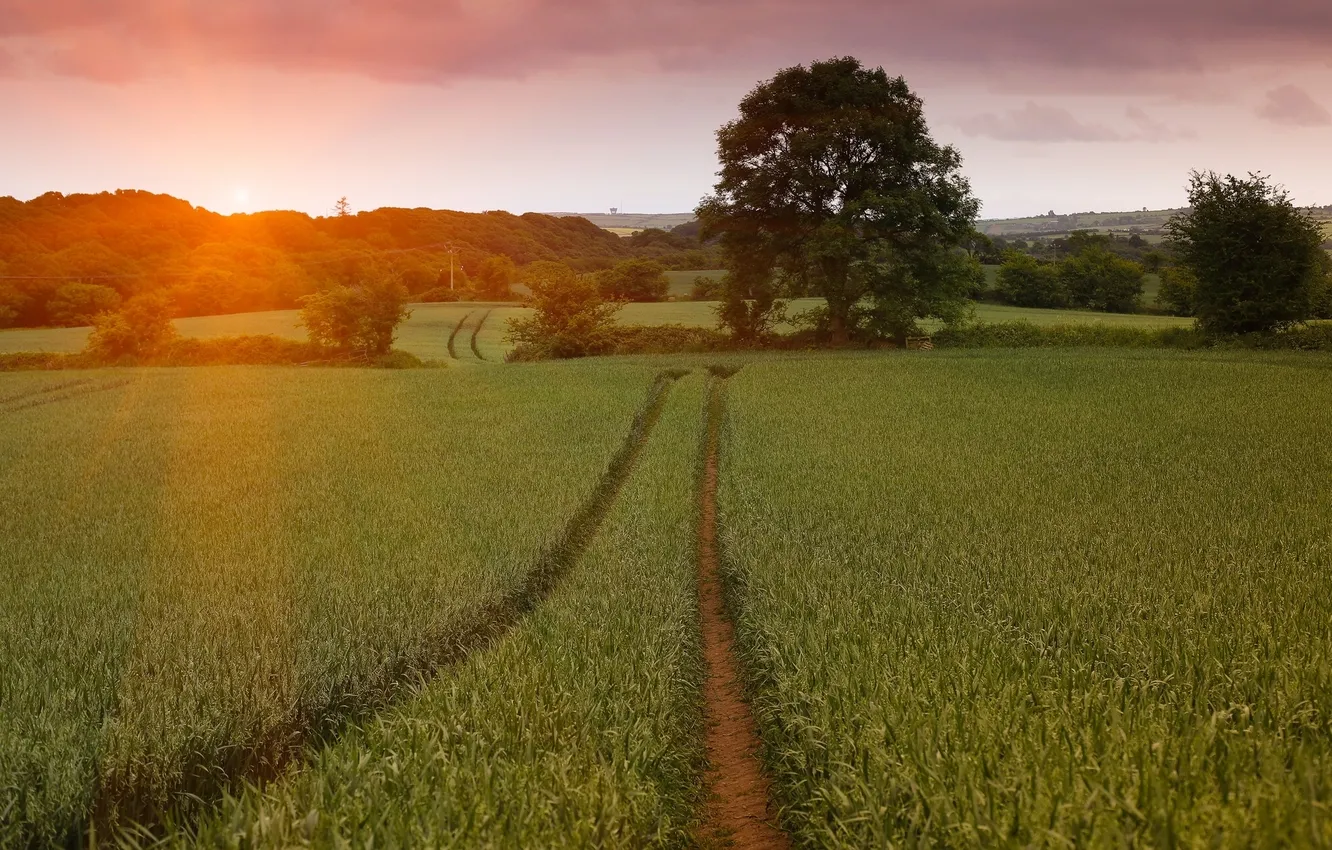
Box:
[959, 103, 1192, 143]
[1, 1, 1330, 84]
[1256, 85, 1332, 127]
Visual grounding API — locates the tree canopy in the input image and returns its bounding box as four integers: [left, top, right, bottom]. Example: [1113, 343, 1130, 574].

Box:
[697, 57, 980, 342]
[1166, 172, 1327, 334]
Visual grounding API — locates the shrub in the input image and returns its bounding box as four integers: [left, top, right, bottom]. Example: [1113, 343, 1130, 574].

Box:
[506, 263, 622, 359]
[86, 292, 178, 361]
[47, 283, 122, 327]
[690, 275, 721, 301]
[474, 256, 518, 300]
[1167, 171, 1326, 334]
[300, 269, 411, 358]
[1157, 266, 1198, 317]
[596, 259, 669, 302]
[414, 287, 462, 303]
[1060, 248, 1145, 313]
[995, 253, 1068, 308]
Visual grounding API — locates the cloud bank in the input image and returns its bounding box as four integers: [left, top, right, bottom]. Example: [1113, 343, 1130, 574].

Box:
[1256, 85, 1332, 127]
[958, 103, 1193, 143]
[1, 0, 1331, 84]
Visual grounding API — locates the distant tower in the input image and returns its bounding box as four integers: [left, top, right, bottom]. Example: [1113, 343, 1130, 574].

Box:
[610, 207, 619, 215]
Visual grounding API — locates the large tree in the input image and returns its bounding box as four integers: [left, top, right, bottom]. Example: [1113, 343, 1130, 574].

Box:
[697, 57, 980, 342]
[1166, 171, 1326, 334]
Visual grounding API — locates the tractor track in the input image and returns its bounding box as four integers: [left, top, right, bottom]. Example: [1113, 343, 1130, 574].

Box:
[88, 370, 688, 842]
[470, 309, 494, 361]
[696, 367, 790, 850]
[446, 310, 475, 359]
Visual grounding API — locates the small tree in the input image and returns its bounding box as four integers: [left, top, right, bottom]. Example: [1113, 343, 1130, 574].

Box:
[1060, 248, 1144, 313]
[87, 292, 177, 361]
[1166, 171, 1326, 334]
[507, 262, 622, 358]
[596, 259, 669, 302]
[474, 256, 517, 300]
[1157, 266, 1198, 316]
[996, 252, 1067, 308]
[334, 197, 352, 217]
[300, 267, 410, 358]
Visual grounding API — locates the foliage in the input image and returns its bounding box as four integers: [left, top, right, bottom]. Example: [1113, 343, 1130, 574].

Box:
[299, 267, 411, 357]
[0, 365, 654, 842]
[996, 252, 1068, 308]
[1158, 265, 1199, 316]
[1059, 246, 1145, 312]
[689, 275, 721, 301]
[507, 263, 623, 359]
[86, 292, 178, 361]
[0, 190, 712, 329]
[1167, 171, 1326, 333]
[474, 255, 518, 300]
[596, 258, 669, 302]
[697, 57, 979, 341]
[46, 283, 121, 327]
[721, 353, 1332, 847]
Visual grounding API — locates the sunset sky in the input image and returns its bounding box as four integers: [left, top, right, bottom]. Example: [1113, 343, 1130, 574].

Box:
[2, 1, 1330, 219]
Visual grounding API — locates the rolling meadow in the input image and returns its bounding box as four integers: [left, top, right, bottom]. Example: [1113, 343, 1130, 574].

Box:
[2, 305, 1331, 847]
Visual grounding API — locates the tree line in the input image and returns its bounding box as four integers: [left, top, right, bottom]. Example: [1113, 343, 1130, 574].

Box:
[0, 192, 715, 330]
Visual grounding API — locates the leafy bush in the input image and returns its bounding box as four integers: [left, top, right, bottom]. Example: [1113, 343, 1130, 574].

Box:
[474, 256, 518, 300]
[414, 286, 463, 303]
[300, 269, 411, 358]
[1060, 247, 1145, 313]
[47, 283, 121, 327]
[1157, 266, 1198, 316]
[596, 259, 669, 302]
[86, 292, 178, 361]
[1167, 171, 1327, 334]
[995, 253, 1068, 308]
[506, 263, 622, 359]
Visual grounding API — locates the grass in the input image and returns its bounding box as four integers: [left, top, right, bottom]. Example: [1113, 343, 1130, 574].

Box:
[163, 369, 708, 848]
[0, 362, 661, 844]
[664, 269, 726, 298]
[716, 349, 1332, 846]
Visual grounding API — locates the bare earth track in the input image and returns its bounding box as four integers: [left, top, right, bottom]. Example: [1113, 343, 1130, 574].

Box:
[447, 310, 475, 359]
[697, 375, 790, 850]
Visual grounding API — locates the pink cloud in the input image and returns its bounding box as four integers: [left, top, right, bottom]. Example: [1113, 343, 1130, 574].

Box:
[1255, 85, 1332, 127]
[959, 103, 1192, 143]
[0, 1, 1330, 84]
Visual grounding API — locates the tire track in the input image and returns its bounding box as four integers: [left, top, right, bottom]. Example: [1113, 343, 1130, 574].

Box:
[696, 367, 790, 850]
[1, 379, 133, 416]
[92, 369, 688, 838]
[447, 310, 475, 360]
[470, 309, 494, 361]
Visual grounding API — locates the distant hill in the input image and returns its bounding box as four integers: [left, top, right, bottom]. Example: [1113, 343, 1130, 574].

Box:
[0, 192, 639, 329]
[550, 213, 697, 233]
[979, 206, 1332, 241]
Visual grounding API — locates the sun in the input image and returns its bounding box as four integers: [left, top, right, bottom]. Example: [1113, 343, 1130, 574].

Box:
[233, 187, 250, 208]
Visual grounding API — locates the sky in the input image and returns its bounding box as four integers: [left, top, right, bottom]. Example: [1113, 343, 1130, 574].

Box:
[1, 1, 1330, 220]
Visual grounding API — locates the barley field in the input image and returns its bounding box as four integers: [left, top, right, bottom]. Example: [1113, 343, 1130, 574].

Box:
[3, 349, 1331, 847]
[718, 350, 1332, 846]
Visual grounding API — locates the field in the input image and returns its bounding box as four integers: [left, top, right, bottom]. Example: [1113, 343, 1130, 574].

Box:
[3, 346, 1331, 846]
[0, 295, 1193, 360]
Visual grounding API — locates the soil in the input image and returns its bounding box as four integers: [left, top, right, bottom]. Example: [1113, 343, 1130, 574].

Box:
[697, 390, 791, 850]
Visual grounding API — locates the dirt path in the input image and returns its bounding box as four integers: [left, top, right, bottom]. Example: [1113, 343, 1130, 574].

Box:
[697, 379, 790, 850]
